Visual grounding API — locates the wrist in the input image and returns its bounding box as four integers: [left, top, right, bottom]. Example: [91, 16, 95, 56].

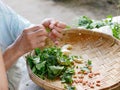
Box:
[3, 42, 24, 70]
[9, 42, 23, 58]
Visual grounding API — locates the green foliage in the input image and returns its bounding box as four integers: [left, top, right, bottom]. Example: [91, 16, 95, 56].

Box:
[26, 47, 76, 89]
[64, 84, 76, 90]
[35, 48, 41, 55]
[77, 15, 120, 40]
[87, 60, 92, 66]
[78, 16, 93, 29]
[61, 67, 75, 84]
[66, 25, 71, 29]
[26, 47, 74, 80]
[112, 23, 120, 39]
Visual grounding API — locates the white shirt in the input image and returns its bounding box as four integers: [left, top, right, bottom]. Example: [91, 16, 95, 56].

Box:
[0, 1, 32, 90]
[0, 0, 31, 51]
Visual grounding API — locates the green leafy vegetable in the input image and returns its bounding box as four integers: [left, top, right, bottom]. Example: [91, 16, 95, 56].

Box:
[32, 66, 36, 73]
[47, 65, 64, 79]
[26, 46, 76, 89]
[36, 61, 46, 70]
[35, 48, 41, 55]
[33, 56, 40, 64]
[77, 15, 120, 40]
[78, 16, 93, 29]
[26, 47, 75, 81]
[57, 55, 72, 66]
[26, 55, 34, 69]
[90, 21, 105, 29]
[61, 67, 75, 84]
[66, 25, 71, 29]
[112, 23, 120, 39]
[46, 27, 51, 33]
[64, 84, 76, 90]
[87, 60, 92, 66]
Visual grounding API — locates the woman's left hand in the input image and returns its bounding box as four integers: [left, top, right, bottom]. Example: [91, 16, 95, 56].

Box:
[42, 18, 66, 44]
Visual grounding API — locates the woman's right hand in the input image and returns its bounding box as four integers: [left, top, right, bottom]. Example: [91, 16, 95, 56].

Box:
[12, 25, 48, 56]
[3, 25, 48, 70]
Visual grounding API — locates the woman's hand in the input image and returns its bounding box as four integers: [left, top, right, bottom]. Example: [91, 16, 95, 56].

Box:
[3, 25, 48, 70]
[42, 18, 66, 44]
[14, 25, 48, 55]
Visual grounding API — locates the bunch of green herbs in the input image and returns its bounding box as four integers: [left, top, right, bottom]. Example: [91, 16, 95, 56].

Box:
[26, 47, 76, 90]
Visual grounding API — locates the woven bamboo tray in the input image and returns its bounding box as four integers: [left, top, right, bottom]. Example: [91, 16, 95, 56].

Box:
[26, 28, 120, 90]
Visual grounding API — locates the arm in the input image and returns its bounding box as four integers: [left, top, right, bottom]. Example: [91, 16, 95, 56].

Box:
[3, 43, 22, 70]
[0, 49, 8, 90]
[3, 18, 66, 70]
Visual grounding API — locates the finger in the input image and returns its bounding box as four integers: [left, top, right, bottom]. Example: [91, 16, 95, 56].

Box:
[51, 29, 62, 38]
[42, 18, 56, 28]
[24, 25, 45, 33]
[29, 29, 48, 38]
[54, 40, 59, 45]
[57, 22, 66, 28]
[24, 26, 41, 33]
[53, 26, 63, 33]
[48, 33, 56, 42]
[48, 33, 60, 45]
[49, 20, 58, 29]
[35, 29, 48, 36]
[42, 18, 52, 28]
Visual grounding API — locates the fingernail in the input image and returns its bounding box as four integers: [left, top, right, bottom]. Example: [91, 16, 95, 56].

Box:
[49, 24, 54, 29]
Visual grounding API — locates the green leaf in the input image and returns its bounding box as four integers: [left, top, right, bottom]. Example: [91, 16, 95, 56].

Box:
[87, 60, 92, 66]
[26, 55, 34, 69]
[61, 67, 75, 84]
[64, 84, 76, 90]
[65, 67, 75, 74]
[65, 25, 71, 29]
[80, 67, 90, 73]
[33, 57, 40, 64]
[57, 56, 72, 66]
[48, 66, 64, 75]
[36, 61, 46, 70]
[78, 16, 93, 27]
[46, 55, 58, 66]
[107, 15, 113, 19]
[112, 23, 120, 39]
[46, 27, 51, 33]
[32, 66, 36, 73]
[61, 75, 73, 84]
[91, 21, 105, 28]
[35, 48, 41, 55]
